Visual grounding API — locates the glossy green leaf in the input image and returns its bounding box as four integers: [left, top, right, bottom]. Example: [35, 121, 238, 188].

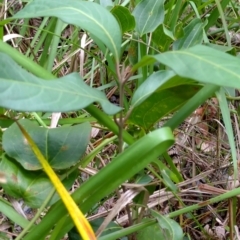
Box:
[3, 120, 91, 170]
[0, 154, 77, 208]
[12, 0, 121, 60]
[0, 53, 120, 115]
[173, 18, 204, 50]
[111, 6, 135, 33]
[133, 0, 165, 36]
[130, 71, 200, 129]
[151, 210, 184, 240]
[133, 45, 240, 89]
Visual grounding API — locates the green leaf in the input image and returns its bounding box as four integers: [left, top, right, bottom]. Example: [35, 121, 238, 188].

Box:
[137, 218, 165, 239]
[3, 120, 91, 170]
[130, 71, 200, 129]
[133, 45, 240, 89]
[24, 127, 175, 239]
[152, 25, 173, 52]
[151, 210, 184, 240]
[12, 0, 121, 60]
[0, 154, 77, 208]
[173, 18, 204, 50]
[131, 70, 176, 107]
[0, 197, 30, 228]
[100, 0, 113, 8]
[216, 88, 237, 179]
[205, 0, 230, 31]
[132, 0, 165, 36]
[0, 53, 121, 115]
[111, 6, 135, 33]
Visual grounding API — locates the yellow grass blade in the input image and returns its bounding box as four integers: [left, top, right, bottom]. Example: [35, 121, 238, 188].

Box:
[16, 121, 96, 240]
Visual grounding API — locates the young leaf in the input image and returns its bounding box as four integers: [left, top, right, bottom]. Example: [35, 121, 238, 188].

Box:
[3, 120, 91, 170]
[12, 0, 121, 60]
[133, 0, 165, 36]
[0, 53, 121, 115]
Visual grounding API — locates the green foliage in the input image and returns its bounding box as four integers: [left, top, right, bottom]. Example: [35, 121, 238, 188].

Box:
[0, 155, 77, 208]
[3, 120, 91, 170]
[132, 0, 165, 36]
[129, 71, 200, 129]
[0, 0, 239, 239]
[0, 53, 120, 115]
[12, 0, 122, 60]
[111, 6, 135, 34]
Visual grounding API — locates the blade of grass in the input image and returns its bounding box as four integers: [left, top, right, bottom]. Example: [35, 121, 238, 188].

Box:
[0, 197, 30, 229]
[216, 88, 237, 179]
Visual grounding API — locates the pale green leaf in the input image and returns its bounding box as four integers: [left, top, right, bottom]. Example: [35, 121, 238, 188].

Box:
[12, 0, 121, 60]
[133, 0, 165, 36]
[0, 53, 121, 115]
[134, 45, 240, 89]
[173, 18, 204, 50]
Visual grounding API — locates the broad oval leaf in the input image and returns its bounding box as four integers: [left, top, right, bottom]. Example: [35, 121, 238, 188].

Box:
[111, 6, 135, 33]
[0, 154, 77, 208]
[0, 53, 121, 115]
[3, 120, 91, 170]
[133, 45, 240, 89]
[133, 0, 165, 36]
[12, 0, 121, 60]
